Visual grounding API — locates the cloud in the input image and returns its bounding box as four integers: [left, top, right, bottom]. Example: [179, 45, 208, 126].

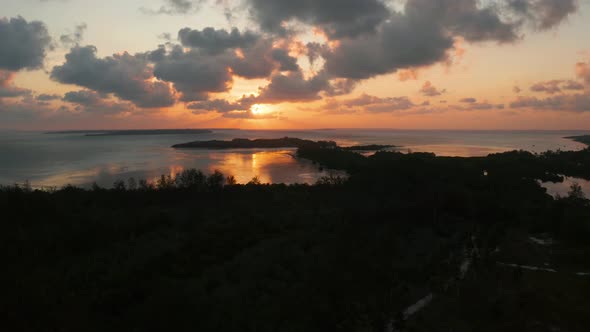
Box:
[244, 0, 390, 38]
[150, 33, 301, 102]
[530, 80, 563, 94]
[0, 71, 32, 98]
[576, 60, 590, 84]
[562, 80, 585, 91]
[255, 71, 330, 103]
[63, 90, 134, 114]
[229, 39, 300, 78]
[187, 96, 281, 119]
[510, 93, 590, 112]
[178, 27, 260, 54]
[270, 48, 300, 72]
[420, 81, 445, 97]
[309, 93, 419, 114]
[151, 45, 233, 102]
[460, 97, 477, 103]
[467, 102, 504, 110]
[36, 93, 61, 101]
[529, 79, 586, 94]
[507, 0, 578, 30]
[60, 23, 87, 48]
[187, 97, 253, 114]
[141, 0, 205, 15]
[0, 16, 52, 71]
[51, 45, 176, 108]
[513, 86, 522, 93]
[308, 0, 578, 80]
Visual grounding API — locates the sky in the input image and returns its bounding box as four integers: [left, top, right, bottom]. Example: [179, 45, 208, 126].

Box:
[1, 0, 590, 130]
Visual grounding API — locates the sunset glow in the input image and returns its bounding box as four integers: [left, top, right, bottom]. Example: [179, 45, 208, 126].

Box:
[1, 0, 589, 130]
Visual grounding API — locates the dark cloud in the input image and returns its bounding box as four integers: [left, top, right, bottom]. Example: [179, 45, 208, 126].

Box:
[36, 93, 61, 101]
[60, 23, 87, 48]
[467, 102, 504, 110]
[0, 98, 54, 127]
[187, 96, 281, 119]
[513, 86, 522, 93]
[420, 81, 445, 97]
[321, 11, 454, 79]
[63, 90, 134, 114]
[530, 79, 586, 94]
[142, 0, 205, 15]
[309, 93, 418, 114]
[562, 80, 585, 91]
[508, 0, 578, 30]
[245, 0, 390, 38]
[270, 48, 300, 72]
[308, 0, 577, 80]
[305, 42, 326, 68]
[460, 97, 477, 103]
[51, 46, 176, 108]
[63, 90, 105, 105]
[0, 71, 32, 98]
[350, 94, 416, 113]
[187, 97, 254, 114]
[178, 27, 260, 54]
[151, 36, 300, 102]
[415, 0, 521, 43]
[530, 80, 563, 94]
[254, 71, 331, 104]
[229, 39, 299, 79]
[510, 93, 590, 112]
[0, 16, 52, 71]
[576, 60, 590, 84]
[151, 45, 233, 101]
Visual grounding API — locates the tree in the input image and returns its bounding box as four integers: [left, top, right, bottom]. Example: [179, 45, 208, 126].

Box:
[157, 175, 175, 190]
[568, 183, 586, 200]
[207, 170, 225, 190]
[176, 169, 206, 189]
[113, 179, 126, 191]
[248, 176, 261, 185]
[226, 175, 237, 186]
[127, 177, 138, 191]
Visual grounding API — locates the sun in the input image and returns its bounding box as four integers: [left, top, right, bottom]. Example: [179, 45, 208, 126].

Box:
[251, 104, 268, 115]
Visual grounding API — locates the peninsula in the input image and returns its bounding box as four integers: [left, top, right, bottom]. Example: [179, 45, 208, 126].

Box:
[172, 137, 394, 151]
[47, 129, 213, 136]
[566, 135, 590, 146]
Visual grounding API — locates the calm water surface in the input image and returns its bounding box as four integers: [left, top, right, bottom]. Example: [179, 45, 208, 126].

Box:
[0, 129, 588, 188]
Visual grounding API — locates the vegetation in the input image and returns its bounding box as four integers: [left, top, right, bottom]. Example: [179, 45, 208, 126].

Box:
[566, 135, 590, 146]
[172, 137, 338, 149]
[2, 141, 590, 331]
[341, 144, 395, 151]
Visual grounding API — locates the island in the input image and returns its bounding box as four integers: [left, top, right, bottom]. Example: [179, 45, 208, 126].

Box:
[172, 137, 395, 151]
[341, 144, 395, 151]
[173, 137, 336, 149]
[566, 135, 590, 146]
[46, 129, 213, 136]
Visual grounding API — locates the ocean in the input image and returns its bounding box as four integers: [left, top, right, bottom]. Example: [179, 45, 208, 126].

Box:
[0, 129, 589, 188]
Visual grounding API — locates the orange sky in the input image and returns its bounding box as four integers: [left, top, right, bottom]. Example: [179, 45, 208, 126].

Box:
[1, 0, 590, 130]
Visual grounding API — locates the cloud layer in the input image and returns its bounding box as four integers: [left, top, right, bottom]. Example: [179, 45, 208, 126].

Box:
[0, 16, 52, 71]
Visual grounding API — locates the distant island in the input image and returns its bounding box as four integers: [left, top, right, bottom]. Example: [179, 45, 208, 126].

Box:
[172, 137, 395, 151]
[567, 135, 590, 146]
[47, 129, 213, 136]
[342, 144, 395, 151]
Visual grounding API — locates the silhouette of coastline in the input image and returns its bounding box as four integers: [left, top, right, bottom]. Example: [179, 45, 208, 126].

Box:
[172, 137, 394, 151]
[46, 129, 213, 136]
[566, 135, 590, 146]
